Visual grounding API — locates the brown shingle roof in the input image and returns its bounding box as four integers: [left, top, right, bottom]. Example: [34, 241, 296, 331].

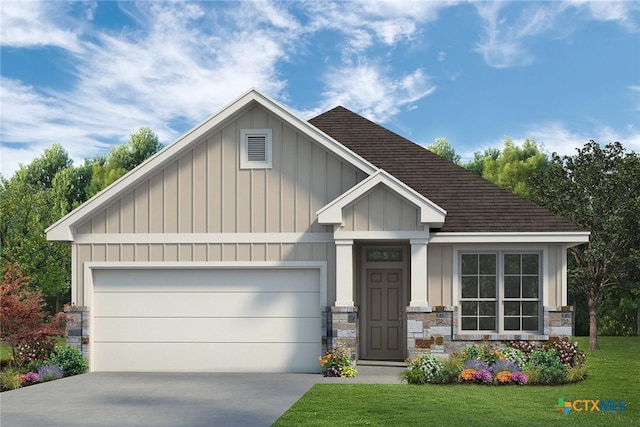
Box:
[309, 106, 585, 233]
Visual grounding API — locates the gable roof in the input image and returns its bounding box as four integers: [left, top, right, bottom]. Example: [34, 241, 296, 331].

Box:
[46, 89, 377, 241]
[309, 106, 587, 233]
[317, 169, 446, 227]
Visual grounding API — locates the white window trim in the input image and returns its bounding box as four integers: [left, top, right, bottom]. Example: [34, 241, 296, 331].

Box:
[240, 129, 272, 169]
[454, 246, 545, 334]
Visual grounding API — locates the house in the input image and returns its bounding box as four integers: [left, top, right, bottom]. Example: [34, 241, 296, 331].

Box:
[46, 89, 589, 372]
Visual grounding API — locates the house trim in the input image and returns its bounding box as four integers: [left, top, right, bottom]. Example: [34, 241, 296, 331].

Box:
[317, 169, 446, 227]
[73, 232, 335, 244]
[430, 232, 589, 245]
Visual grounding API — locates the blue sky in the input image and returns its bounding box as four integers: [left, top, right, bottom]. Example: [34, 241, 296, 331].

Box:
[1, 1, 639, 178]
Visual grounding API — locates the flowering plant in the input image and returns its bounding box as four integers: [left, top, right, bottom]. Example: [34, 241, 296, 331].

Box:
[474, 369, 492, 383]
[37, 365, 64, 382]
[547, 340, 585, 368]
[319, 348, 356, 377]
[20, 372, 40, 385]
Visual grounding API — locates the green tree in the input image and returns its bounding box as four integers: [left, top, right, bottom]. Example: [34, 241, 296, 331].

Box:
[481, 137, 549, 199]
[530, 141, 640, 349]
[464, 147, 501, 176]
[87, 127, 162, 197]
[426, 138, 461, 164]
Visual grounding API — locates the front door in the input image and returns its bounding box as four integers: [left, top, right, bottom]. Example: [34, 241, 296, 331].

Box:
[365, 268, 404, 360]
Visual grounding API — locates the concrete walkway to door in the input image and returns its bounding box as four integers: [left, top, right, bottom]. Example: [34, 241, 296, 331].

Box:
[0, 366, 404, 427]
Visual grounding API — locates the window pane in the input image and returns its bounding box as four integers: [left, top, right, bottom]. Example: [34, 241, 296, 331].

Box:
[504, 317, 520, 330]
[479, 276, 496, 298]
[504, 301, 520, 316]
[479, 301, 496, 316]
[461, 277, 478, 298]
[504, 276, 521, 298]
[522, 301, 538, 316]
[461, 254, 478, 275]
[504, 254, 521, 275]
[479, 254, 496, 275]
[522, 254, 539, 275]
[522, 276, 539, 298]
[479, 317, 495, 330]
[366, 249, 403, 262]
[462, 301, 478, 315]
[522, 317, 539, 331]
[461, 317, 477, 330]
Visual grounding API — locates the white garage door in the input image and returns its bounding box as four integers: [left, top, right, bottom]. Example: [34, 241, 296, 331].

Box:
[91, 268, 321, 373]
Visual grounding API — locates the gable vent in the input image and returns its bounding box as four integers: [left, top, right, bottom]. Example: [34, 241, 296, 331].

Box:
[240, 129, 272, 169]
[246, 135, 267, 162]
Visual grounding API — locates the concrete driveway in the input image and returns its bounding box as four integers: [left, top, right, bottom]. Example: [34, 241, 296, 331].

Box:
[0, 367, 403, 427]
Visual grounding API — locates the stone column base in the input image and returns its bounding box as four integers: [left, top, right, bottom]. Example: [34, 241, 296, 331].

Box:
[327, 306, 358, 362]
[65, 305, 90, 361]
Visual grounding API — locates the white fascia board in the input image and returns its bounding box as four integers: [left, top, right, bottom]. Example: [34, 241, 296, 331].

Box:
[46, 88, 377, 242]
[429, 231, 590, 244]
[317, 169, 447, 226]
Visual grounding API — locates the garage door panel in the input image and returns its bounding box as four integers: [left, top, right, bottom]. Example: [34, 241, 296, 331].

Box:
[93, 317, 321, 342]
[93, 269, 318, 293]
[91, 267, 322, 372]
[93, 342, 321, 372]
[93, 291, 320, 317]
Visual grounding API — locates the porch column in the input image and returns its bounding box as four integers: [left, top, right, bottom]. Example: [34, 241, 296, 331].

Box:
[335, 239, 354, 307]
[410, 238, 429, 306]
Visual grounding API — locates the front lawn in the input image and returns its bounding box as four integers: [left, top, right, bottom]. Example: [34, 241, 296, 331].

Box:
[274, 337, 640, 426]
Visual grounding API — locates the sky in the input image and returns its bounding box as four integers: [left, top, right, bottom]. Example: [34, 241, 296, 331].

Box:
[1, 1, 639, 178]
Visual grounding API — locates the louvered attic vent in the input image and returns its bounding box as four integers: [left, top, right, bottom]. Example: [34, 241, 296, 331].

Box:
[240, 129, 272, 169]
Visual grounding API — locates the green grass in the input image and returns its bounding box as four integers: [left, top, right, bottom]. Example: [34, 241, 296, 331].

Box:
[274, 337, 640, 426]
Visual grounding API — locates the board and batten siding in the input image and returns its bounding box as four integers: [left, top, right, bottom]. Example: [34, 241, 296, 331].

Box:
[547, 244, 563, 307]
[76, 104, 367, 235]
[342, 186, 420, 232]
[427, 245, 453, 306]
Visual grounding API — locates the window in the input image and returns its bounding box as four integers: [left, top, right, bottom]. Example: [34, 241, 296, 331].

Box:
[460, 252, 541, 333]
[366, 248, 403, 262]
[240, 129, 272, 169]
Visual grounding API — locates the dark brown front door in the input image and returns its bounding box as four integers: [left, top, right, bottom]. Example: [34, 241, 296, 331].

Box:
[365, 268, 404, 360]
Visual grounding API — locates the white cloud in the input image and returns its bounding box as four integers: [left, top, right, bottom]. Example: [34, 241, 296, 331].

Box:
[0, 1, 85, 52]
[319, 65, 435, 123]
[525, 121, 640, 157]
[474, 2, 560, 68]
[570, 0, 640, 32]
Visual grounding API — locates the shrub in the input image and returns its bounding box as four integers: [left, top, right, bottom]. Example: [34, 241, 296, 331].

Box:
[509, 340, 538, 357]
[0, 367, 21, 391]
[38, 365, 64, 382]
[547, 340, 585, 368]
[17, 340, 55, 367]
[436, 355, 463, 383]
[49, 346, 88, 377]
[538, 364, 568, 384]
[499, 347, 526, 369]
[401, 355, 444, 384]
[567, 364, 588, 382]
[319, 348, 356, 377]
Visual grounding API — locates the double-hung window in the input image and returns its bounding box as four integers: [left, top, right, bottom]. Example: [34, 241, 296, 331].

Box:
[460, 252, 541, 333]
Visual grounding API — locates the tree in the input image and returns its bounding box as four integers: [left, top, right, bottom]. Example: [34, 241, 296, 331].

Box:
[465, 147, 501, 176]
[530, 141, 640, 349]
[0, 264, 65, 368]
[0, 161, 72, 311]
[481, 137, 549, 199]
[426, 138, 461, 164]
[87, 127, 162, 197]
